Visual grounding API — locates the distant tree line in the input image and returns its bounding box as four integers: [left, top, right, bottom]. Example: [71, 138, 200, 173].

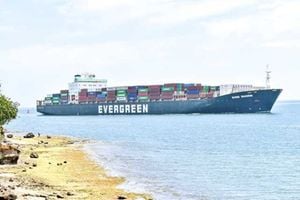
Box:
[0, 95, 18, 136]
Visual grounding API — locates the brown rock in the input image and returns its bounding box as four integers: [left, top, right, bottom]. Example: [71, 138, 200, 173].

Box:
[23, 132, 35, 138]
[30, 152, 39, 159]
[0, 143, 20, 165]
[6, 134, 13, 139]
[66, 192, 73, 196]
[0, 185, 17, 200]
[0, 193, 17, 200]
[56, 194, 64, 198]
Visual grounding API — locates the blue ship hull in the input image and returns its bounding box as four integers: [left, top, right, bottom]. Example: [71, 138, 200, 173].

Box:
[36, 89, 282, 115]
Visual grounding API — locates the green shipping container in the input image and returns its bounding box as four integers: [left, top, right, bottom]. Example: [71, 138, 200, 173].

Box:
[60, 93, 68, 97]
[117, 93, 126, 97]
[176, 84, 183, 91]
[210, 86, 217, 91]
[138, 88, 148, 93]
[138, 96, 149, 100]
[162, 87, 174, 92]
[203, 86, 210, 92]
[117, 90, 126, 93]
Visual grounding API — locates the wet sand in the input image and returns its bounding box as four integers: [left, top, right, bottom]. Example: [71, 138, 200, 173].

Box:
[0, 133, 152, 200]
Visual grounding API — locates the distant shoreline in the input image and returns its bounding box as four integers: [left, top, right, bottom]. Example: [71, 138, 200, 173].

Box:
[0, 132, 152, 200]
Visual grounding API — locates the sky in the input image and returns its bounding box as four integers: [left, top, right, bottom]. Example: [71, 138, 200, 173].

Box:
[0, 0, 299, 107]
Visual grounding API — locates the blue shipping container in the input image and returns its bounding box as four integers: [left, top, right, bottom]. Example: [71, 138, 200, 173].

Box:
[137, 86, 147, 89]
[187, 90, 200, 95]
[97, 94, 106, 98]
[184, 83, 194, 87]
[88, 92, 97, 96]
[128, 93, 137, 97]
[128, 96, 137, 100]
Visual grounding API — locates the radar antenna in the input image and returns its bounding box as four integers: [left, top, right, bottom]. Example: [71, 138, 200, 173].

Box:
[265, 65, 271, 89]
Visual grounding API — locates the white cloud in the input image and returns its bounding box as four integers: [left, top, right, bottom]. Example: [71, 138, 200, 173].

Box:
[59, 0, 156, 18]
[0, 25, 14, 32]
[59, 0, 257, 26]
[4, 42, 140, 69]
[70, 0, 138, 11]
[147, 0, 257, 25]
[263, 39, 300, 48]
[2, 37, 182, 73]
[202, 0, 300, 47]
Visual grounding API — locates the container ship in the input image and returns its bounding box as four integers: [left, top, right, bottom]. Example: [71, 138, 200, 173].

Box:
[36, 73, 282, 115]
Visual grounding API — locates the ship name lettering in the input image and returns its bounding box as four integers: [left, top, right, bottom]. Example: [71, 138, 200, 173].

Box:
[137, 104, 142, 113]
[114, 105, 118, 113]
[143, 104, 148, 113]
[125, 105, 130, 113]
[120, 105, 125, 113]
[98, 104, 149, 114]
[241, 94, 253, 98]
[232, 96, 240, 99]
[131, 104, 136, 113]
[109, 105, 113, 113]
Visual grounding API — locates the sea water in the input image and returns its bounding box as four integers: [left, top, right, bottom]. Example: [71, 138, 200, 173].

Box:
[6, 101, 300, 200]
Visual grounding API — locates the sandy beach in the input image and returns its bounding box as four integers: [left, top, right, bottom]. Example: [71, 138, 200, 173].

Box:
[0, 133, 152, 200]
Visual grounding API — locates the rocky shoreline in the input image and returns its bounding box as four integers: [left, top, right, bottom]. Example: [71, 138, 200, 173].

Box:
[0, 132, 152, 200]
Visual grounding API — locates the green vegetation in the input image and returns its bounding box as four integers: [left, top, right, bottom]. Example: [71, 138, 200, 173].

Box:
[0, 95, 18, 140]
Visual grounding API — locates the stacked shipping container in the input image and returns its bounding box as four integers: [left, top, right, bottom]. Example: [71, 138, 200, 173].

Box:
[46, 82, 220, 105]
[116, 88, 127, 102]
[148, 85, 161, 101]
[186, 85, 201, 99]
[161, 84, 174, 100]
[96, 91, 107, 102]
[87, 91, 96, 102]
[52, 93, 60, 104]
[107, 89, 116, 102]
[128, 86, 138, 102]
[60, 90, 69, 104]
[78, 89, 88, 103]
[138, 87, 149, 102]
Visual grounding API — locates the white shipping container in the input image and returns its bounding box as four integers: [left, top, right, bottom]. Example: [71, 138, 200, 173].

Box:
[174, 91, 185, 95]
[116, 97, 127, 101]
[116, 86, 128, 90]
[107, 87, 117, 91]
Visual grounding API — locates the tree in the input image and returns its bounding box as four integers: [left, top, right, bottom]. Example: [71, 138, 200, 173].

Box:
[0, 95, 18, 136]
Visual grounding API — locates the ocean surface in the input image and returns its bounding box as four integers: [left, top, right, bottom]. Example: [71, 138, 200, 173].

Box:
[5, 101, 300, 200]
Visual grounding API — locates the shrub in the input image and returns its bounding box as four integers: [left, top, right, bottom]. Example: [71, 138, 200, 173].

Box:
[0, 95, 18, 137]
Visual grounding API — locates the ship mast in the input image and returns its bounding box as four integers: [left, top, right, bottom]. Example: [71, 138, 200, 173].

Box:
[265, 65, 271, 89]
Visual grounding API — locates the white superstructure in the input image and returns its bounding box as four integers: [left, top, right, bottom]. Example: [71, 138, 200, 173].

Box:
[219, 84, 265, 96]
[68, 73, 107, 104]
